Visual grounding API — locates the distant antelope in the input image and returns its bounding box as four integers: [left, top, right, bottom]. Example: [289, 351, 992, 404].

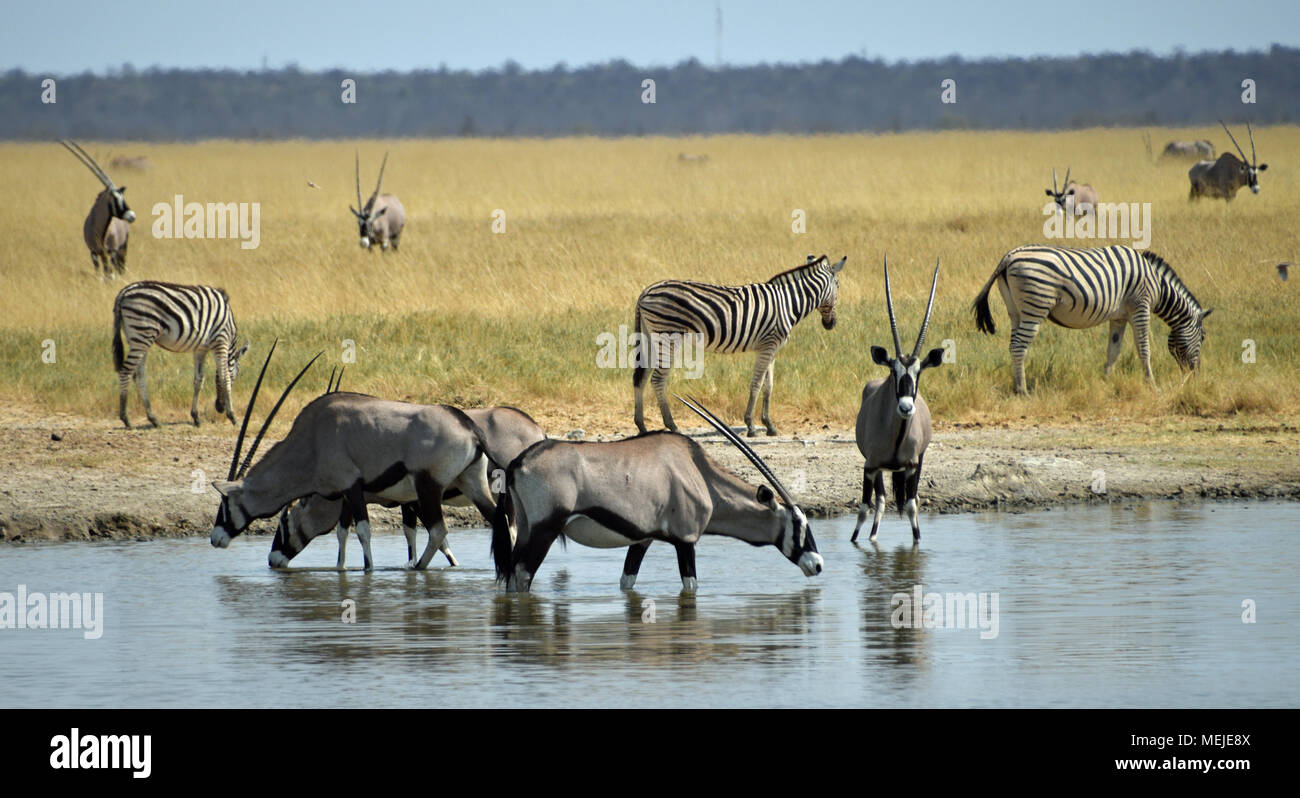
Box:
[349, 151, 405, 251]
[1162, 140, 1214, 160]
[1045, 167, 1098, 216]
[62, 140, 136, 277]
[109, 155, 152, 171]
[678, 153, 709, 163]
[113, 281, 249, 428]
[851, 256, 944, 544]
[1188, 121, 1267, 201]
[973, 245, 1211, 393]
[633, 254, 846, 437]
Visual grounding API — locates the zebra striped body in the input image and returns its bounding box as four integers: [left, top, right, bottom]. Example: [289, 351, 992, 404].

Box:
[112, 281, 248, 428]
[633, 255, 846, 436]
[973, 245, 1211, 393]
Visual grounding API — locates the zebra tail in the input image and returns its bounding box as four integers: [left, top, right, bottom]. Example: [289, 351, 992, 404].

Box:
[632, 304, 648, 388]
[972, 258, 1008, 335]
[490, 483, 515, 582]
[112, 301, 125, 372]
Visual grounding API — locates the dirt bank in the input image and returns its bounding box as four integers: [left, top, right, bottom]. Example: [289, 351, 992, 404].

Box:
[1, 405, 1297, 544]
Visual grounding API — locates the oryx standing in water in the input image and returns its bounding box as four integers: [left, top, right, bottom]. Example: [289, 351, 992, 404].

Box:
[209, 345, 498, 571]
[492, 396, 822, 593]
[1188, 121, 1268, 201]
[273, 405, 546, 570]
[62, 140, 136, 277]
[851, 256, 944, 544]
[1045, 167, 1098, 216]
[349, 151, 405, 251]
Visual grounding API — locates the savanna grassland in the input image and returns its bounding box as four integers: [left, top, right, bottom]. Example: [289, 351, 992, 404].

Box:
[1, 128, 1297, 438]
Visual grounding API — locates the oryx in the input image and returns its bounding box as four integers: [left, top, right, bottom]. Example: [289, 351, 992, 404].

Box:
[1188, 121, 1268, 201]
[62, 140, 136, 277]
[1045, 167, 1098, 216]
[851, 255, 944, 544]
[273, 405, 547, 570]
[492, 396, 823, 594]
[349, 151, 406, 251]
[210, 344, 497, 571]
[1162, 140, 1214, 160]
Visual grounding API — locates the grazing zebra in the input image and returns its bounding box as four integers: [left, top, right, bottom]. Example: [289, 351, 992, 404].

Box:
[973, 245, 1212, 393]
[112, 281, 249, 428]
[633, 254, 847, 436]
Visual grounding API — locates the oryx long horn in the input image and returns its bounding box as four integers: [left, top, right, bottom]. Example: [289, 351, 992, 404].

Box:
[676, 394, 797, 508]
[372, 151, 388, 201]
[1247, 121, 1256, 165]
[1063, 166, 1071, 187]
[60, 140, 115, 189]
[912, 258, 941, 358]
[355, 150, 364, 213]
[883, 253, 902, 357]
[237, 351, 324, 478]
[326, 366, 338, 394]
[1220, 120, 1249, 164]
[228, 338, 279, 481]
[334, 366, 344, 393]
[1052, 168, 1058, 195]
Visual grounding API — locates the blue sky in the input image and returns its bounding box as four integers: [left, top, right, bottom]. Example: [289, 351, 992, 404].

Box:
[6, 0, 1297, 74]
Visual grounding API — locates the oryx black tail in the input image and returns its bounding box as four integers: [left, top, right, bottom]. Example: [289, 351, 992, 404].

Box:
[491, 485, 515, 581]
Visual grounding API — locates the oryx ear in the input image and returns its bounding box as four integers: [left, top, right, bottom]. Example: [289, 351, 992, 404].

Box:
[1045, 189, 1054, 197]
[118, 186, 127, 193]
[211, 480, 239, 497]
[349, 205, 360, 216]
[830, 256, 846, 274]
[374, 206, 387, 217]
[871, 346, 891, 366]
[756, 484, 777, 509]
[1258, 163, 1268, 171]
[922, 347, 945, 369]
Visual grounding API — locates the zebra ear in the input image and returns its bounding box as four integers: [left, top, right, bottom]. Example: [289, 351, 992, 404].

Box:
[830, 256, 846, 274]
[1201, 308, 1214, 320]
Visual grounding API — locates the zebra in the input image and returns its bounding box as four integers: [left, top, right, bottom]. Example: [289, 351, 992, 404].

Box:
[633, 254, 846, 437]
[972, 245, 1212, 394]
[112, 281, 249, 428]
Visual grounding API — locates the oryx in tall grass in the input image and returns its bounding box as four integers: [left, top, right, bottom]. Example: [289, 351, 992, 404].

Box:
[1188, 122, 1267, 201]
[112, 281, 249, 428]
[973, 245, 1211, 393]
[851, 256, 944, 544]
[633, 254, 846, 437]
[1045, 168, 1098, 216]
[273, 405, 546, 570]
[1162, 140, 1214, 160]
[492, 396, 822, 594]
[62, 140, 136, 277]
[350, 151, 405, 251]
[209, 345, 498, 572]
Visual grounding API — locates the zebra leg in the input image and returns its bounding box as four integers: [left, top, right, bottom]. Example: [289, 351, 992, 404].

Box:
[620, 540, 652, 590]
[118, 359, 135, 429]
[674, 541, 698, 593]
[650, 366, 677, 431]
[1010, 318, 1043, 394]
[851, 466, 875, 542]
[190, 352, 206, 427]
[1104, 319, 1127, 376]
[744, 347, 778, 437]
[760, 361, 777, 436]
[213, 342, 237, 425]
[1131, 306, 1155, 385]
[868, 471, 887, 541]
[134, 355, 160, 428]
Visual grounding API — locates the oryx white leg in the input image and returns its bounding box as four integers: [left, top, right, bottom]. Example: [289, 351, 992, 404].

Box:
[1104, 319, 1127, 375]
[354, 520, 373, 571]
[191, 352, 206, 427]
[851, 467, 875, 542]
[335, 523, 348, 569]
[620, 540, 651, 590]
[868, 471, 887, 542]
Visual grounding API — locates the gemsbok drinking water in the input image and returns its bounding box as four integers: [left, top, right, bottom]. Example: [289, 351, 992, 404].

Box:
[492, 396, 822, 593]
[973, 244, 1211, 393]
[62, 140, 136, 277]
[851, 256, 944, 544]
[349, 151, 406, 251]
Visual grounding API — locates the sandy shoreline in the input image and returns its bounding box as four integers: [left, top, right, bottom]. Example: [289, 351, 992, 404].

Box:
[2, 406, 1297, 544]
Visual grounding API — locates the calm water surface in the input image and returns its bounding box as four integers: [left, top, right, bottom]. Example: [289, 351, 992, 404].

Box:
[2, 501, 1297, 707]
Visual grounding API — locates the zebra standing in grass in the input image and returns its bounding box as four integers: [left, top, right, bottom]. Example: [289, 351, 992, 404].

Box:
[113, 281, 249, 428]
[973, 245, 1212, 394]
[633, 254, 846, 436]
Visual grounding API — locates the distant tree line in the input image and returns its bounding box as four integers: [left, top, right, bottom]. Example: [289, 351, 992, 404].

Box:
[4, 46, 1297, 140]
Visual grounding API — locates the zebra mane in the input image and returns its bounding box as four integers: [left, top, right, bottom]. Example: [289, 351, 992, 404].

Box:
[768, 255, 829, 283]
[1141, 250, 1203, 315]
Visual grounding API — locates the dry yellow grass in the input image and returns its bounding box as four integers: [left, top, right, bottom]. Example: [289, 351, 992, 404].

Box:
[1, 128, 1296, 435]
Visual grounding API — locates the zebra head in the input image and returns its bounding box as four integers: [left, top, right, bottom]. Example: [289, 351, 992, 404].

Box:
[872, 255, 944, 419]
[1221, 121, 1267, 194]
[1168, 308, 1213, 371]
[808, 254, 847, 329]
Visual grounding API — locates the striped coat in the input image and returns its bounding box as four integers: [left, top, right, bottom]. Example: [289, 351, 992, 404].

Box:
[973, 245, 1211, 393]
[112, 281, 248, 428]
[633, 254, 845, 436]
